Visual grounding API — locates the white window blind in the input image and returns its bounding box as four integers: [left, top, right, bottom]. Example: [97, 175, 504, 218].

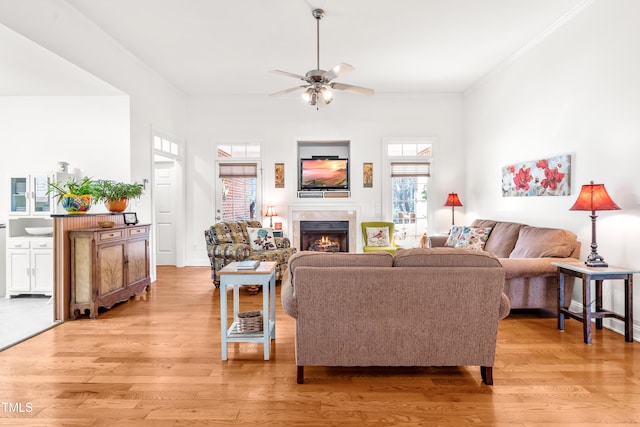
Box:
[218, 163, 258, 178]
[390, 162, 431, 177]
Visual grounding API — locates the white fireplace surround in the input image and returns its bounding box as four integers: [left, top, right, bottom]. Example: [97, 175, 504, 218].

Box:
[289, 205, 360, 253]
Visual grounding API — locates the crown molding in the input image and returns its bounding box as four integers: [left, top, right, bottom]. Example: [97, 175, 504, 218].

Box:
[467, 0, 595, 94]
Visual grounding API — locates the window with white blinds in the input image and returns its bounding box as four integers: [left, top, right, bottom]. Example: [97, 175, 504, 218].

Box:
[218, 163, 258, 178]
[390, 162, 431, 177]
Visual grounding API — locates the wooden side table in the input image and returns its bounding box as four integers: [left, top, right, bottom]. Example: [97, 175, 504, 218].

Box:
[553, 261, 637, 344]
[218, 261, 277, 360]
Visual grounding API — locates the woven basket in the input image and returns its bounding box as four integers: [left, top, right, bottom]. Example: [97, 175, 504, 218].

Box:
[237, 310, 263, 333]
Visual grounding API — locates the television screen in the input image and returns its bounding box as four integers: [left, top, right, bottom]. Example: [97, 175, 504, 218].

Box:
[300, 158, 349, 190]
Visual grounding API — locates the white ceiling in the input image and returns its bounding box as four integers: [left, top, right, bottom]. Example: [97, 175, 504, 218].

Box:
[6, 0, 590, 97]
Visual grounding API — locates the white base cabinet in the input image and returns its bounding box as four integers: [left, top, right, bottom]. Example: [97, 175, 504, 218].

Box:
[5, 237, 53, 297]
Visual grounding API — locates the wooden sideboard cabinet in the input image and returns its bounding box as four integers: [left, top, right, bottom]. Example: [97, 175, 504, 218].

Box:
[69, 224, 150, 319]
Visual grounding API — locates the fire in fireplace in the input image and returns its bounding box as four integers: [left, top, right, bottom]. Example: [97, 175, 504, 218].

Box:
[300, 220, 349, 253]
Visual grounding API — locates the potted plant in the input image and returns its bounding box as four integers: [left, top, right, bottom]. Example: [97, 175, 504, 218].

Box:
[94, 180, 144, 212]
[47, 176, 98, 214]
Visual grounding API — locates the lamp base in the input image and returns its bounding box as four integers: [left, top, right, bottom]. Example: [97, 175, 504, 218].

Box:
[585, 249, 608, 268]
[585, 260, 608, 268]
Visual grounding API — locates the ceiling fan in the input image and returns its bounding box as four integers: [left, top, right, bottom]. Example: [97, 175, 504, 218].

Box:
[270, 8, 374, 107]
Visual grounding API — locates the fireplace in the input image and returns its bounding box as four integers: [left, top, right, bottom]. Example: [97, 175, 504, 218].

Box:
[300, 221, 349, 252]
[290, 206, 359, 253]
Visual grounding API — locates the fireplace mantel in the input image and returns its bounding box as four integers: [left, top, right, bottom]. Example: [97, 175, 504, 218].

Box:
[289, 205, 360, 253]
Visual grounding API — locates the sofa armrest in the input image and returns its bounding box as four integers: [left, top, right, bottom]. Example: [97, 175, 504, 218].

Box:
[208, 243, 252, 261]
[280, 273, 298, 319]
[499, 293, 511, 319]
[428, 234, 448, 248]
[275, 236, 291, 249]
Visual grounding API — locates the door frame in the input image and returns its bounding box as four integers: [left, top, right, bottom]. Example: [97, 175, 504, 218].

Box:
[151, 129, 186, 270]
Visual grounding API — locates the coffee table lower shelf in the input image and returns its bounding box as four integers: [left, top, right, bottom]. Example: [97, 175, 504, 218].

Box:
[227, 319, 276, 341]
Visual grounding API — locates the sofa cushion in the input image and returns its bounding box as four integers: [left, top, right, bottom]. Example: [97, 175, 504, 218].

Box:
[393, 248, 502, 267]
[498, 257, 560, 279]
[365, 226, 390, 247]
[209, 220, 261, 244]
[288, 251, 394, 280]
[247, 227, 276, 250]
[470, 219, 497, 229]
[509, 226, 577, 258]
[479, 221, 527, 258]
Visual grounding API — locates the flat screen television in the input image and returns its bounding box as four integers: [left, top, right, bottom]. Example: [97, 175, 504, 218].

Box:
[299, 158, 349, 190]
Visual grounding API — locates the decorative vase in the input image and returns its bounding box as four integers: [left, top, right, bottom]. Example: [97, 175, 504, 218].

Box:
[61, 194, 92, 214]
[105, 198, 129, 213]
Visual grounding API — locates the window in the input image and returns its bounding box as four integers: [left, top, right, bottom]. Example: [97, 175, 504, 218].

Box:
[384, 140, 433, 248]
[216, 144, 261, 222]
[154, 135, 179, 157]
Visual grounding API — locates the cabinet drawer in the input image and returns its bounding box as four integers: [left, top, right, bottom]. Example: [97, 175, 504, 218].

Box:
[98, 229, 124, 242]
[7, 239, 29, 249]
[31, 238, 53, 249]
[128, 227, 148, 237]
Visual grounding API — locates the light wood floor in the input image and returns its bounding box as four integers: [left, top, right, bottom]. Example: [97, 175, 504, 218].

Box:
[0, 266, 639, 426]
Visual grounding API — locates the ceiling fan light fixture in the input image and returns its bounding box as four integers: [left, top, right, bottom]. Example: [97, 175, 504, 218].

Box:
[270, 8, 374, 107]
[320, 86, 333, 104]
[302, 87, 313, 102]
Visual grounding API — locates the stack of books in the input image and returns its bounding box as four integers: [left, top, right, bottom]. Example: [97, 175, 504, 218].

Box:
[236, 260, 260, 270]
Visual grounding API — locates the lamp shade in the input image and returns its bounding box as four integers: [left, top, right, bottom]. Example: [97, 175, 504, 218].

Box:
[570, 182, 620, 211]
[444, 193, 463, 207]
[265, 206, 277, 217]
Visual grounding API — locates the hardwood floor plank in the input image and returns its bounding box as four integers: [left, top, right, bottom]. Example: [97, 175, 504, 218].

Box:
[1, 265, 639, 425]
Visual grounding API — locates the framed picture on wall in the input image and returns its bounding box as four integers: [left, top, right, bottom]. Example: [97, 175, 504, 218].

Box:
[363, 162, 373, 188]
[275, 163, 285, 188]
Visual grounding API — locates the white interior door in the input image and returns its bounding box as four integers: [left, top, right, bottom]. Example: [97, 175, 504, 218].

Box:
[154, 160, 176, 266]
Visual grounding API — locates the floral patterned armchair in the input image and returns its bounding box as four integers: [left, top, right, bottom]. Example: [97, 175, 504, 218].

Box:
[204, 220, 296, 287]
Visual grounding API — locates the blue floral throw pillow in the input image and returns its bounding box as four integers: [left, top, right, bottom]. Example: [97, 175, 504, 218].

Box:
[454, 226, 492, 250]
[247, 227, 276, 251]
[444, 225, 463, 247]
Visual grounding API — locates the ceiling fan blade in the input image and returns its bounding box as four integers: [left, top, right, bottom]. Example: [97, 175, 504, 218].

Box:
[323, 63, 354, 82]
[271, 70, 308, 81]
[269, 86, 307, 97]
[330, 82, 375, 96]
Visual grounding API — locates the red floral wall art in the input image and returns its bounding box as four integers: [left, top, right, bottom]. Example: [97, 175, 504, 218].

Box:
[502, 154, 571, 197]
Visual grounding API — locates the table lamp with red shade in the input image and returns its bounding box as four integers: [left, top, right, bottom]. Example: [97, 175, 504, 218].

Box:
[570, 181, 620, 267]
[444, 193, 463, 227]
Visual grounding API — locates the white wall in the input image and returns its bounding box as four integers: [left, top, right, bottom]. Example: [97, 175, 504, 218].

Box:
[187, 93, 464, 265]
[0, 0, 188, 227]
[0, 96, 130, 219]
[0, 1, 188, 278]
[464, 0, 640, 335]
